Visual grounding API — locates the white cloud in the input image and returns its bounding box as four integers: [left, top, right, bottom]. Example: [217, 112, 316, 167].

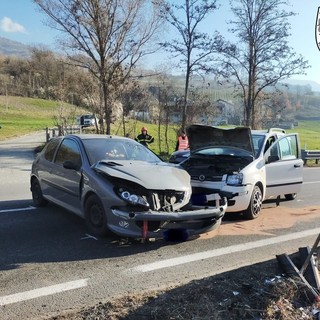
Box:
[0, 17, 26, 33]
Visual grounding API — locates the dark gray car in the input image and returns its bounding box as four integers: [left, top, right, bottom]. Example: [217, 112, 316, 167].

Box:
[30, 134, 227, 239]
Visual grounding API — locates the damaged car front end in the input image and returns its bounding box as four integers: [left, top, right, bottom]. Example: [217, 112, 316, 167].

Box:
[92, 159, 227, 239]
[31, 134, 228, 240]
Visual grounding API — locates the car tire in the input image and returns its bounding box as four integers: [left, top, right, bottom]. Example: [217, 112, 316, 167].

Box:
[243, 185, 263, 220]
[285, 193, 297, 201]
[85, 194, 109, 237]
[31, 179, 48, 207]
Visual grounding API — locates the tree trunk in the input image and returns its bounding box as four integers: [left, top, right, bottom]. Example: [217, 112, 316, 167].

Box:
[101, 77, 111, 135]
[182, 66, 191, 131]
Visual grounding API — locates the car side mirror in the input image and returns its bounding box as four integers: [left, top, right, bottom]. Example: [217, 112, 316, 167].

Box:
[63, 160, 80, 170]
[267, 155, 279, 164]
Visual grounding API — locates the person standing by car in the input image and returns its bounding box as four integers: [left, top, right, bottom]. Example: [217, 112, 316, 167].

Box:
[175, 129, 189, 151]
[135, 126, 154, 147]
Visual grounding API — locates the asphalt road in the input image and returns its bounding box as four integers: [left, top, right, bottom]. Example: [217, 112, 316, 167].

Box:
[1, 132, 320, 319]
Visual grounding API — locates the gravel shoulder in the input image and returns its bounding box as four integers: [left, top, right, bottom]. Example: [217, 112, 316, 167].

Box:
[44, 257, 320, 320]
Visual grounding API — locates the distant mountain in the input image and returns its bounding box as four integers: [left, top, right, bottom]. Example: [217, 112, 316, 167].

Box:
[282, 79, 320, 93]
[0, 37, 31, 58]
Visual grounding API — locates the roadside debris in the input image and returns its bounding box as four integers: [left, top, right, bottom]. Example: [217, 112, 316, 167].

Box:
[277, 233, 320, 302]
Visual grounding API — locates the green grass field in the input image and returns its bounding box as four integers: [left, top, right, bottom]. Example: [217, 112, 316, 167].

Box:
[287, 121, 320, 150]
[1, 95, 319, 154]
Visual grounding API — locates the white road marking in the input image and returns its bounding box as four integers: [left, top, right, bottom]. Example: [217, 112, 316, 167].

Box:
[0, 279, 89, 306]
[0, 206, 36, 214]
[129, 227, 320, 273]
[303, 181, 320, 184]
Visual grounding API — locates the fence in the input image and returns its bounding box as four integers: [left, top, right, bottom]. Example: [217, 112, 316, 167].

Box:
[45, 126, 82, 142]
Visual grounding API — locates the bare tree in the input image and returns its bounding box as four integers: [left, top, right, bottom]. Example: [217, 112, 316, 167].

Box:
[219, 0, 309, 129]
[159, 0, 223, 130]
[34, 0, 163, 134]
[118, 78, 151, 137]
[265, 90, 293, 122]
[186, 86, 212, 124]
[154, 74, 176, 154]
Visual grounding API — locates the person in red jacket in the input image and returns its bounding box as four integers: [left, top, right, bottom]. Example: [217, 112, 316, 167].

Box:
[175, 130, 189, 151]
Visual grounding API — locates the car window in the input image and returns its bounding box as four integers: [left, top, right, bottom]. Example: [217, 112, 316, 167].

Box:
[252, 134, 278, 158]
[43, 138, 61, 162]
[279, 135, 298, 160]
[266, 135, 298, 161]
[82, 138, 161, 165]
[251, 134, 265, 158]
[194, 147, 252, 158]
[263, 136, 276, 154]
[54, 138, 82, 168]
[269, 143, 280, 159]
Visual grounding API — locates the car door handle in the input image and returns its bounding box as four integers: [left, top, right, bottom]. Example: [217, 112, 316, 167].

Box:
[294, 164, 301, 168]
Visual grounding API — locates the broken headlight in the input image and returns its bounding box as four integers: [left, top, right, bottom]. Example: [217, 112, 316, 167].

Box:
[116, 187, 149, 207]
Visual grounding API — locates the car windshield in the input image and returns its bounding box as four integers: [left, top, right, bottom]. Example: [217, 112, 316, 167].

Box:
[193, 146, 253, 158]
[252, 134, 266, 158]
[82, 138, 162, 165]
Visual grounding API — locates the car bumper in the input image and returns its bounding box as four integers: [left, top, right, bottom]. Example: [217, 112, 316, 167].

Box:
[221, 185, 252, 212]
[109, 202, 227, 239]
[191, 180, 253, 213]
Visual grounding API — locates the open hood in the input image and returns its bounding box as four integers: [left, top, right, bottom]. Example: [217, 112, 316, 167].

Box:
[187, 125, 254, 154]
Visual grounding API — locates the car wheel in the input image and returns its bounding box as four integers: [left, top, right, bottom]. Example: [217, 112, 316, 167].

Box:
[31, 179, 48, 207]
[243, 185, 263, 220]
[85, 195, 109, 237]
[285, 193, 297, 201]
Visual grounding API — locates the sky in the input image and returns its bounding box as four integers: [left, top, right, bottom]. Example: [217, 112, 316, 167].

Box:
[0, 0, 319, 84]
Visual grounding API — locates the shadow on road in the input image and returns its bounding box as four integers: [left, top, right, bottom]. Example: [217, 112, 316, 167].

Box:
[0, 200, 186, 271]
[0, 197, 300, 272]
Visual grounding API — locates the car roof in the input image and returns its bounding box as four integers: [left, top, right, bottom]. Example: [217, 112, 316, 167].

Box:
[251, 128, 286, 136]
[63, 134, 131, 141]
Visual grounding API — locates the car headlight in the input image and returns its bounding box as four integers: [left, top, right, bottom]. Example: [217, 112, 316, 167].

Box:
[117, 188, 149, 207]
[226, 173, 243, 185]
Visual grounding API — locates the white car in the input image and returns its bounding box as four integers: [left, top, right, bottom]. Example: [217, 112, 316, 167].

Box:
[180, 125, 303, 219]
[75, 114, 96, 127]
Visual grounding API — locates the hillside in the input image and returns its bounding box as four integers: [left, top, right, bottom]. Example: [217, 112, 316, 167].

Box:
[0, 36, 31, 58]
[282, 79, 320, 94]
[1, 35, 320, 93]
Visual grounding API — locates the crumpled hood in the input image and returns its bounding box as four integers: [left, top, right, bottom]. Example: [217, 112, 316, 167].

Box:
[93, 160, 191, 191]
[187, 124, 254, 155]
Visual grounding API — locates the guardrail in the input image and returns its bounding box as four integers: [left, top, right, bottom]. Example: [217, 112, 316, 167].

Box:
[301, 149, 320, 165]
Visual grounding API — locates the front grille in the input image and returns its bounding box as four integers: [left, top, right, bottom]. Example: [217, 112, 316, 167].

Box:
[190, 174, 223, 182]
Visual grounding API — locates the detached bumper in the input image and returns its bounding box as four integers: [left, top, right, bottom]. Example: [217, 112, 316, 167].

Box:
[112, 203, 226, 221]
[109, 201, 227, 239]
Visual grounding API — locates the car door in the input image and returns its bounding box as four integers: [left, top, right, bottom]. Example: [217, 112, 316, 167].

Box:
[48, 137, 83, 215]
[264, 134, 303, 198]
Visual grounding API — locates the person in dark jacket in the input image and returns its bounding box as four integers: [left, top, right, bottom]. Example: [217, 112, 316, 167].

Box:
[135, 126, 154, 147]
